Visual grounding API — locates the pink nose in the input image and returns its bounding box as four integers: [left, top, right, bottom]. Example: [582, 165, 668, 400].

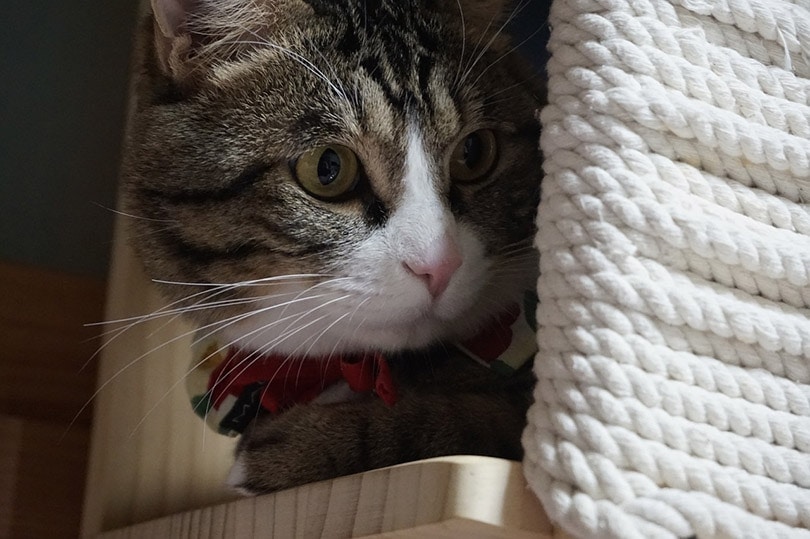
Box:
[403, 238, 463, 298]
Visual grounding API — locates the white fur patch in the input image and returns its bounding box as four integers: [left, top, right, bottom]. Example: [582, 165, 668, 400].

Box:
[329, 125, 490, 347]
[225, 458, 255, 496]
[311, 379, 363, 405]
[394, 126, 450, 253]
[220, 125, 521, 356]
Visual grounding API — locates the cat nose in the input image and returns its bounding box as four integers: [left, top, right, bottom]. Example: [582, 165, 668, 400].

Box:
[403, 236, 463, 298]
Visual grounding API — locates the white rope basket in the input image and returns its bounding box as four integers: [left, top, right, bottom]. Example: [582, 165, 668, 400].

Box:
[523, 0, 810, 537]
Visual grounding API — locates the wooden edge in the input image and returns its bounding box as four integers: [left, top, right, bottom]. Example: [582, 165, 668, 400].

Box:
[98, 456, 553, 538]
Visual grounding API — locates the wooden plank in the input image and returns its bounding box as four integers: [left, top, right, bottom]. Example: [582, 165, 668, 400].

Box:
[0, 261, 105, 426]
[0, 414, 91, 538]
[98, 456, 553, 539]
[0, 261, 106, 538]
[0, 416, 23, 539]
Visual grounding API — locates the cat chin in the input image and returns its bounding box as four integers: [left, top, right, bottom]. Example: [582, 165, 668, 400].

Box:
[219, 315, 453, 357]
[338, 321, 456, 352]
[218, 298, 506, 358]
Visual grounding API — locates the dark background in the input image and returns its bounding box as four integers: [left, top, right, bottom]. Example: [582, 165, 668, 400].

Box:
[0, 2, 137, 537]
[1, 1, 137, 278]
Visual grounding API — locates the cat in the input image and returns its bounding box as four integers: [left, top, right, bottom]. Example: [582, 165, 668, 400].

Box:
[122, 0, 544, 494]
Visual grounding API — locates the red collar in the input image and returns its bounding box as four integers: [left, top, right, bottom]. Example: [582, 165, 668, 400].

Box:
[188, 300, 535, 436]
[209, 349, 397, 414]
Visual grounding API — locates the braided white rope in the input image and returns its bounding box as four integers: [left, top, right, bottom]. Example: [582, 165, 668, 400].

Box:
[524, 0, 810, 537]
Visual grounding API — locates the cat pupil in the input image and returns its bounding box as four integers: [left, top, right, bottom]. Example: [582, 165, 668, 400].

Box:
[463, 133, 482, 168]
[317, 148, 342, 185]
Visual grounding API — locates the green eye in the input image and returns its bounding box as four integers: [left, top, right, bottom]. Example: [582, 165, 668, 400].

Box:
[449, 129, 498, 182]
[293, 144, 360, 199]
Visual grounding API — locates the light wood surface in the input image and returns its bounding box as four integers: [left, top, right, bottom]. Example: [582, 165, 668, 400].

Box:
[98, 456, 552, 539]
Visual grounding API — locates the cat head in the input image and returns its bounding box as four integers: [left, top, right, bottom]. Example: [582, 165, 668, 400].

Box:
[123, 0, 543, 356]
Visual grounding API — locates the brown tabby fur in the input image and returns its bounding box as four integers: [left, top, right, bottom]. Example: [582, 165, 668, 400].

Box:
[123, 0, 544, 494]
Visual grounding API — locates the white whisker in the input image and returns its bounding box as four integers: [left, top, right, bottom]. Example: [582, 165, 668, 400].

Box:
[457, 0, 531, 89]
[92, 201, 177, 223]
[76, 279, 353, 433]
[453, 0, 468, 89]
[152, 273, 333, 288]
[468, 17, 549, 91]
[231, 34, 351, 105]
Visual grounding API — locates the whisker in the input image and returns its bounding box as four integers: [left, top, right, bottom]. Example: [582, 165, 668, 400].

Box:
[497, 241, 535, 256]
[229, 34, 350, 104]
[204, 294, 354, 409]
[458, 0, 530, 90]
[81, 283, 246, 369]
[287, 310, 354, 393]
[89, 274, 331, 329]
[306, 35, 354, 108]
[485, 70, 545, 101]
[318, 295, 371, 382]
[468, 16, 549, 90]
[290, 309, 353, 363]
[74, 282, 350, 434]
[457, 5, 499, 92]
[189, 292, 337, 350]
[192, 277, 353, 361]
[92, 201, 178, 223]
[152, 273, 334, 289]
[249, 294, 353, 354]
[452, 0, 468, 89]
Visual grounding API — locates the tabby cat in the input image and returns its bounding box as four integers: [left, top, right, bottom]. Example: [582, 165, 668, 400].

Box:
[123, 0, 544, 494]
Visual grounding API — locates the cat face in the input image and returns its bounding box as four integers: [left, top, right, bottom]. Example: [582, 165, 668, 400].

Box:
[124, 0, 542, 356]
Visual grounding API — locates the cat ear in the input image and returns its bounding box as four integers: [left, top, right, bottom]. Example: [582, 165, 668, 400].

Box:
[150, 0, 196, 79]
[149, 0, 295, 81]
[152, 0, 191, 39]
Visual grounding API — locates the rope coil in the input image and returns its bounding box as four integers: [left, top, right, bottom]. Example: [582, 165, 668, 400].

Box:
[525, 0, 810, 536]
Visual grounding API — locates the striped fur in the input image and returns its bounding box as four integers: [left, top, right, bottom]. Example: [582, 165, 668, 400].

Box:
[123, 0, 544, 493]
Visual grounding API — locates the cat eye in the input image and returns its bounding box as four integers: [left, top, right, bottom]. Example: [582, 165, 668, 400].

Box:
[449, 129, 498, 182]
[293, 145, 360, 199]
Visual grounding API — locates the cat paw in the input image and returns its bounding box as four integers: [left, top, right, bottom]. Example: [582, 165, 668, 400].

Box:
[227, 402, 377, 494]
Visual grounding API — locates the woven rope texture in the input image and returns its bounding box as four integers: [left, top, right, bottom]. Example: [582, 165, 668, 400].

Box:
[524, 0, 810, 537]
